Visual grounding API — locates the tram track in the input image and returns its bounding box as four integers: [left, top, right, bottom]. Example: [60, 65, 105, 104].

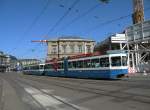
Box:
[2, 73, 87, 110]
[15, 74, 150, 104]
[21, 74, 150, 90]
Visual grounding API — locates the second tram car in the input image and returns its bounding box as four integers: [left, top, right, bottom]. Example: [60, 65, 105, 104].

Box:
[23, 64, 45, 75]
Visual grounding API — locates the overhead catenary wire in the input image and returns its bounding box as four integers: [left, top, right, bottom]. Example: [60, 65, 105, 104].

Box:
[23, 7, 143, 60]
[43, 0, 80, 39]
[19, 0, 80, 59]
[10, 0, 113, 59]
[59, 4, 100, 32]
[19, 5, 150, 60]
[83, 7, 150, 34]
[85, 14, 131, 33]
[9, 0, 51, 54]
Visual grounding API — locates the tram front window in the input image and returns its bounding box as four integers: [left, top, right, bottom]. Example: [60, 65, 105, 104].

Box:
[111, 56, 121, 66]
[39, 65, 44, 69]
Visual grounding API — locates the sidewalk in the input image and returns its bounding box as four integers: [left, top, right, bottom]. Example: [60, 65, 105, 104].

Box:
[127, 72, 150, 78]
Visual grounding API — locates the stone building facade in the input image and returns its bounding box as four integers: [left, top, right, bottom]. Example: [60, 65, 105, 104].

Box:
[0, 51, 18, 72]
[19, 59, 41, 67]
[0, 51, 7, 72]
[0, 51, 7, 65]
[46, 37, 95, 60]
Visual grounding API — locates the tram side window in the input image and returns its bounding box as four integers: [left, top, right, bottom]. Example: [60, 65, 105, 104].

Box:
[122, 56, 127, 66]
[68, 62, 72, 68]
[111, 56, 121, 66]
[84, 59, 91, 68]
[76, 60, 84, 68]
[58, 63, 63, 69]
[45, 64, 52, 69]
[30, 66, 33, 69]
[72, 61, 76, 68]
[24, 67, 28, 70]
[100, 57, 109, 67]
[91, 59, 100, 68]
[33, 65, 39, 69]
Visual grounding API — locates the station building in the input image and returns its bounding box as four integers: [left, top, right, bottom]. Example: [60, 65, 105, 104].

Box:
[94, 33, 127, 54]
[46, 36, 95, 60]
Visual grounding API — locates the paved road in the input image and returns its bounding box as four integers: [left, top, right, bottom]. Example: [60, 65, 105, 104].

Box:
[0, 72, 150, 110]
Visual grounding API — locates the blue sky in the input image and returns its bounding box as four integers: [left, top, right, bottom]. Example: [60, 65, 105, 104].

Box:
[0, 0, 150, 60]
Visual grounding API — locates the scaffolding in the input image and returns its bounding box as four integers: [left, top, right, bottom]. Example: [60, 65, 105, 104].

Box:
[126, 20, 150, 73]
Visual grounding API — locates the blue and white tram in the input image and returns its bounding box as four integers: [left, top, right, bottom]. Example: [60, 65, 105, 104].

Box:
[44, 53, 128, 79]
[23, 64, 45, 75]
[66, 53, 128, 79]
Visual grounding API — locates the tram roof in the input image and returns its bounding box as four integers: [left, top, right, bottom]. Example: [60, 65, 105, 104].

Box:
[67, 53, 127, 62]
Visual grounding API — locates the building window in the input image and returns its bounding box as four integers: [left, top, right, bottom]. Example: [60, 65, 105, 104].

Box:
[51, 45, 57, 54]
[62, 45, 67, 53]
[86, 45, 91, 53]
[70, 45, 74, 53]
[78, 45, 82, 53]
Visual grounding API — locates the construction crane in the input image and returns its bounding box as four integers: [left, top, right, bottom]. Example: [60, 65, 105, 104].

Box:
[31, 40, 48, 43]
[132, 0, 144, 24]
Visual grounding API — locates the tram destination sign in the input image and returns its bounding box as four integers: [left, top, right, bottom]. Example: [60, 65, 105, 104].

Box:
[126, 20, 150, 43]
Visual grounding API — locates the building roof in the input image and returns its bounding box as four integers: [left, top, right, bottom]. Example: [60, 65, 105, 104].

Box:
[47, 36, 95, 42]
[95, 33, 126, 48]
[19, 59, 40, 61]
[58, 36, 82, 39]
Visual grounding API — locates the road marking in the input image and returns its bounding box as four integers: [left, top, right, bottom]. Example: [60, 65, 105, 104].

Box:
[25, 87, 62, 107]
[33, 94, 62, 107]
[41, 89, 54, 94]
[24, 86, 89, 110]
[25, 87, 40, 94]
